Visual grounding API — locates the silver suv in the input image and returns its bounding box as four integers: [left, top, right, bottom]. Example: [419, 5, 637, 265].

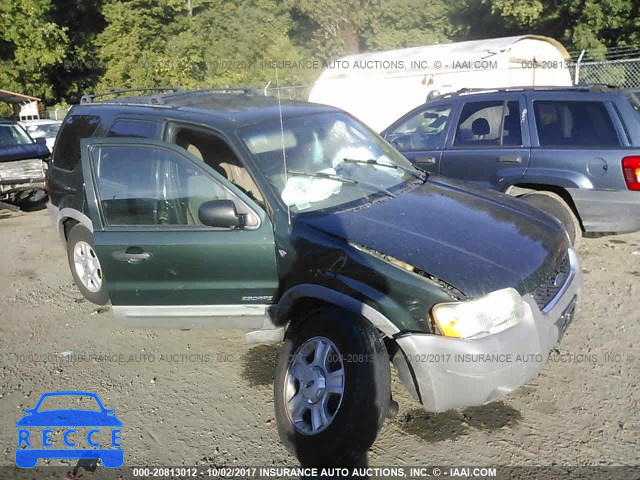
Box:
[382, 86, 640, 244]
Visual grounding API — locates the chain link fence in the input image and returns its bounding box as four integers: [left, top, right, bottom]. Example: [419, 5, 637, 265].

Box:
[44, 106, 71, 120]
[567, 45, 640, 88]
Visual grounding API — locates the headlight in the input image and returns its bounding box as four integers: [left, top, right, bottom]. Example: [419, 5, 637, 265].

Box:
[431, 287, 525, 339]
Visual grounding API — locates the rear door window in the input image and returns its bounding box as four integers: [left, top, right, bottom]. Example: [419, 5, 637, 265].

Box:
[533, 101, 620, 147]
[453, 100, 522, 147]
[53, 115, 101, 170]
[107, 119, 158, 138]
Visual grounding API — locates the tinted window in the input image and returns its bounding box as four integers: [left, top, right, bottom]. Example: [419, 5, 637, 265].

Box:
[501, 101, 522, 146]
[534, 101, 620, 147]
[386, 105, 451, 151]
[53, 115, 100, 170]
[107, 119, 157, 138]
[91, 144, 245, 227]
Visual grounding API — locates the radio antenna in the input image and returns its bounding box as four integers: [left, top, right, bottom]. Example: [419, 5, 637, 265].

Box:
[275, 66, 291, 227]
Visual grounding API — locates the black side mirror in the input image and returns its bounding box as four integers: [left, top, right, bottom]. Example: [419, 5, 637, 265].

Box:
[198, 199, 245, 228]
[35, 137, 46, 145]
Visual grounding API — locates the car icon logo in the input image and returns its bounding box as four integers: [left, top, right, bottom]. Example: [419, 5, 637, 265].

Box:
[15, 391, 123, 468]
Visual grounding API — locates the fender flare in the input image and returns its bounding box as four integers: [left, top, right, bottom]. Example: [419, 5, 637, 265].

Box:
[274, 284, 400, 338]
[57, 208, 94, 244]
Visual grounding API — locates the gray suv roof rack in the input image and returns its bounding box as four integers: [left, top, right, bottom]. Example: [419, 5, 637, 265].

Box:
[437, 84, 618, 99]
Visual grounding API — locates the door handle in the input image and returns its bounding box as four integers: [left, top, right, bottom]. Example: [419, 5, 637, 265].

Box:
[497, 155, 522, 163]
[418, 156, 437, 165]
[112, 250, 152, 263]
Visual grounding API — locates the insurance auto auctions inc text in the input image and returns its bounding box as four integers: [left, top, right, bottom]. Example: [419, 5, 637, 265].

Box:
[213, 466, 498, 478]
[255, 59, 498, 70]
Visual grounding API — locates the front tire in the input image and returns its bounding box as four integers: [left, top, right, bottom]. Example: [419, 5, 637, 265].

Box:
[274, 307, 390, 466]
[66, 225, 109, 305]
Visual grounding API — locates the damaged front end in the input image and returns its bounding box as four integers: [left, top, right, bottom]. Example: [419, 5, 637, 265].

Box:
[0, 158, 48, 209]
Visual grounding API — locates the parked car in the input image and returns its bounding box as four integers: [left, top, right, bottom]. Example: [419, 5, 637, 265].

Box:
[0, 119, 50, 211]
[382, 85, 640, 245]
[20, 119, 63, 153]
[48, 88, 582, 465]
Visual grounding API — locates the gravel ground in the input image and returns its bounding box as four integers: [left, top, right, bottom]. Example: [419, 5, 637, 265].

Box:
[0, 209, 638, 478]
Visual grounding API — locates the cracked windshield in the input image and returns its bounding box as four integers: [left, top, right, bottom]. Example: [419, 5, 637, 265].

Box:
[242, 112, 422, 212]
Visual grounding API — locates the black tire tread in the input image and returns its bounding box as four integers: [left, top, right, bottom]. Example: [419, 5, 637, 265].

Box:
[274, 306, 390, 466]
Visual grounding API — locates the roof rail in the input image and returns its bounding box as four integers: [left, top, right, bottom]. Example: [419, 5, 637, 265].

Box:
[80, 87, 181, 105]
[79, 86, 258, 106]
[177, 86, 258, 95]
[436, 84, 618, 99]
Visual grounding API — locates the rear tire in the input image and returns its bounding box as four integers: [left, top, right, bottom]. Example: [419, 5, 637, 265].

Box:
[274, 307, 390, 466]
[519, 191, 582, 248]
[66, 225, 109, 305]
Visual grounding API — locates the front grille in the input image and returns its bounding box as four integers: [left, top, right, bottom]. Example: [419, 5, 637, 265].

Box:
[531, 252, 571, 311]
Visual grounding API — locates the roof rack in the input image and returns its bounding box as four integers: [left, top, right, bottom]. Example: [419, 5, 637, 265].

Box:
[175, 86, 258, 95]
[80, 87, 181, 105]
[437, 84, 618, 99]
[79, 86, 258, 106]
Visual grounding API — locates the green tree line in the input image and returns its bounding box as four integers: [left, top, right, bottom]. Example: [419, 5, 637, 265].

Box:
[1, 0, 638, 107]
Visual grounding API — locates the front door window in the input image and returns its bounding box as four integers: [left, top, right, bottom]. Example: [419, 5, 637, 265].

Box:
[89, 143, 258, 227]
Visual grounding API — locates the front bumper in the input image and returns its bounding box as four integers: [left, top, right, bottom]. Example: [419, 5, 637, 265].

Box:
[394, 248, 583, 413]
[0, 158, 46, 197]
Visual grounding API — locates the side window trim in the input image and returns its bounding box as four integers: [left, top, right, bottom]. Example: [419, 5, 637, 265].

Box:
[82, 138, 262, 231]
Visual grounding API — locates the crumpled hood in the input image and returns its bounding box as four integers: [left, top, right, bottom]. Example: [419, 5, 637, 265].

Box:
[299, 178, 570, 298]
[0, 143, 49, 163]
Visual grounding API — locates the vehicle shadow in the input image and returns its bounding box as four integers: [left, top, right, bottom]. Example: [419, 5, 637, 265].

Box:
[396, 401, 522, 442]
[64, 458, 98, 479]
[240, 344, 280, 387]
[299, 453, 370, 479]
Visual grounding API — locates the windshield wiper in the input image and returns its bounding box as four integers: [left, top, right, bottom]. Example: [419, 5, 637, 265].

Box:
[287, 170, 395, 198]
[342, 158, 428, 181]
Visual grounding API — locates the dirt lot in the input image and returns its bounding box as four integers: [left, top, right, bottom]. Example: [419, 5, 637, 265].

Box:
[0, 209, 638, 474]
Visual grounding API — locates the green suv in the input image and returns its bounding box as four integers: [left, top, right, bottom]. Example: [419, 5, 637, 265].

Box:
[47, 88, 582, 465]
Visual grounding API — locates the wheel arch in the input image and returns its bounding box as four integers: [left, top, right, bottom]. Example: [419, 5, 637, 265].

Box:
[275, 284, 401, 339]
[58, 208, 94, 245]
[506, 183, 583, 228]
